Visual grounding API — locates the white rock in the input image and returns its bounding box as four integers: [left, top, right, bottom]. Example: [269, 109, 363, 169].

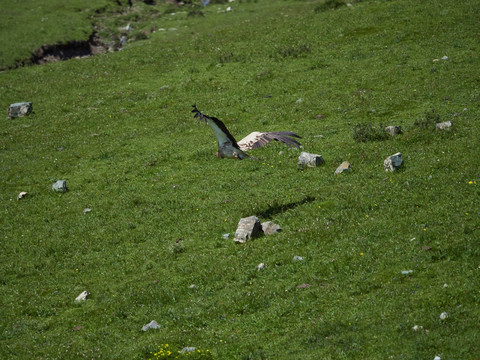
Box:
[226, 6, 232, 11]
[180, 347, 197, 354]
[439, 312, 448, 320]
[257, 263, 266, 271]
[384, 152, 403, 172]
[142, 320, 161, 331]
[293, 256, 304, 262]
[412, 325, 423, 331]
[189, 284, 197, 289]
[75, 291, 90, 302]
[385, 125, 402, 136]
[8, 102, 33, 118]
[401, 270, 413, 275]
[83, 208, 92, 214]
[436, 121, 452, 130]
[434, 356, 441, 360]
[52, 180, 68, 192]
[17, 192, 27, 200]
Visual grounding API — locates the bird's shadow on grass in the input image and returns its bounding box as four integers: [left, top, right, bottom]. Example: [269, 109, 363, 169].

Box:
[258, 196, 316, 219]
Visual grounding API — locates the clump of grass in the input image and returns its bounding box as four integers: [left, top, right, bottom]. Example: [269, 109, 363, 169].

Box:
[413, 108, 441, 130]
[353, 123, 389, 143]
[314, 0, 346, 12]
[277, 43, 311, 58]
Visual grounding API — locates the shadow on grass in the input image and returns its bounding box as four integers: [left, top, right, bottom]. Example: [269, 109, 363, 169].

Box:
[258, 196, 315, 219]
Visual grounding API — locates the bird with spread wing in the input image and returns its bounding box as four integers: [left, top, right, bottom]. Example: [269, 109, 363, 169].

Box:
[192, 105, 301, 159]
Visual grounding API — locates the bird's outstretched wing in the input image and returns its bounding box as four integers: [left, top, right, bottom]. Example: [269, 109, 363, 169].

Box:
[237, 131, 302, 151]
[192, 104, 239, 148]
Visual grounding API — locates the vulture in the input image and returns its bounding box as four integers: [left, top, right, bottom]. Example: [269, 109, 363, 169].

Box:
[192, 105, 301, 159]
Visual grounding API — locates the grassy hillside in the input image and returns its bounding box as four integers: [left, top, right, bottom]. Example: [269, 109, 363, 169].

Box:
[1, 0, 480, 359]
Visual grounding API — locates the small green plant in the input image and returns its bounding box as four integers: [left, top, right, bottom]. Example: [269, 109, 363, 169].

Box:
[413, 108, 441, 129]
[277, 43, 311, 58]
[353, 123, 389, 143]
[314, 0, 346, 12]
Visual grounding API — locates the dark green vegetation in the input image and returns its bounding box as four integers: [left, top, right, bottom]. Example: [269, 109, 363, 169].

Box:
[1, 0, 480, 358]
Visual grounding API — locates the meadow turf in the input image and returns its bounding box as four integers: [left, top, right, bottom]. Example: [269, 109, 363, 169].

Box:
[1, 0, 480, 358]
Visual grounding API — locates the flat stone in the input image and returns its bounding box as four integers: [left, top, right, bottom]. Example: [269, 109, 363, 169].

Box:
[52, 180, 68, 192]
[142, 320, 161, 331]
[17, 192, 28, 200]
[8, 102, 33, 118]
[335, 161, 351, 174]
[297, 152, 325, 170]
[234, 215, 262, 243]
[436, 121, 452, 130]
[384, 152, 403, 172]
[261, 221, 282, 235]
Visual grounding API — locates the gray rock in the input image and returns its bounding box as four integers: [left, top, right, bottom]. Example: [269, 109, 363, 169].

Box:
[234, 216, 262, 243]
[261, 221, 282, 235]
[297, 151, 325, 170]
[17, 192, 28, 200]
[436, 121, 452, 130]
[142, 320, 161, 331]
[335, 161, 351, 174]
[384, 152, 403, 172]
[293, 255, 304, 262]
[257, 263, 266, 270]
[8, 102, 33, 118]
[52, 180, 68, 192]
[83, 208, 92, 214]
[385, 125, 402, 136]
[180, 347, 197, 354]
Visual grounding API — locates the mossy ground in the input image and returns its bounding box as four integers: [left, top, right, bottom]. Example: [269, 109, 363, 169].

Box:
[1, 0, 479, 358]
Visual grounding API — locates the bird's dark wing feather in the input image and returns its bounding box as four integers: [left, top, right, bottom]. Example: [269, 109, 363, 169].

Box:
[192, 104, 239, 148]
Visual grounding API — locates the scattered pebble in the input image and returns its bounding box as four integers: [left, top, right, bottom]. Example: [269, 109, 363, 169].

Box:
[180, 347, 197, 354]
[83, 208, 92, 214]
[142, 320, 161, 331]
[293, 256, 304, 262]
[75, 291, 90, 302]
[257, 263, 266, 271]
[434, 356, 441, 360]
[222, 233, 230, 239]
[412, 325, 423, 331]
[296, 283, 311, 289]
[17, 192, 27, 200]
[443, 283, 448, 288]
[439, 312, 448, 320]
[189, 284, 197, 289]
[401, 270, 413, 275]
[52, 180, 68, 192]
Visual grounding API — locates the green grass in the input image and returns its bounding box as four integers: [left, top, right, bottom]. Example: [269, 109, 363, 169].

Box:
[1, 0, 480, 358]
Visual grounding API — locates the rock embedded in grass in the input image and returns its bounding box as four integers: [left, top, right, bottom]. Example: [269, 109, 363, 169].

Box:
[8, 102, 33, 118]
[385, 125, 402, 136]
[436, 121, 452, 130]
[297, 151, 325, 170]
[335, 161, 351, 174]
[261, 221, 282, 235]
[52, 180, 68, 192]
[384, 152, 403, 172]
[75, 290, 90, 302]
[142, 320, 161, 331]
[180, 347, 197, 354]
[234, 216, 262, 243]
[17, 192, 28, 200]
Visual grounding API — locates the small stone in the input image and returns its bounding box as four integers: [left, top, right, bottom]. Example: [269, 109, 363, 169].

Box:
[412, 325, 423, 331]
[297, 152, 325, 170]
[401, 270, 413, 275]
[436, 121, 452, 130]
[443, 283, 448, 288]
[189, 284, 197, 289]
[83, 208, 92, 214]
[384, 152, 403, 172]
[142, 320, 161, 331]
[257, 263, 266, 271]
[385, 125, 402, 136]
[439, 312, 448, 320]
[296, 283, 311, 289]
[261, 221, 282, 235]
[75, 291, 90, 302]
[222, 233, 230, 239]
[434, 356, 441, 360]
[335, 161, 351, 174]
[52, 180, 68, 192]
[17, 192, 28, 200]
[180, 347, 197, 354]
[8, 102, 33, 118]
[293, 256, 304, 262]
[234, 216, 262, 243]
